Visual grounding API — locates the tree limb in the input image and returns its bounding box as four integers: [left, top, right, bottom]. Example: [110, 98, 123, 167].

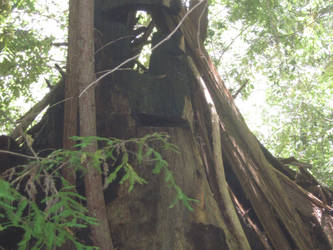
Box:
[10, 80, 64, 140]
[278, 157, 313, 169]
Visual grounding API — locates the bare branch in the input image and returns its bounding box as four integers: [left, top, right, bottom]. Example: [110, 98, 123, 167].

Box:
[95, 34, 135, 55]
[52, 42, 68, 47]
[55, 63, 66, 79]
[0, 149, 39, 160]
[10, 80, 64, 141]
[79, 0, 206, 98]
[232, 80, 249, 99]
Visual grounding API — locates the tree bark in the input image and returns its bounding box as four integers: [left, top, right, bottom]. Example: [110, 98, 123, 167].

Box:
[10, 81, 64, 141]
[7, 1, 332, 250]
[190, 58, 251, 249]
[189, 0, 208, 43]
[158, 6, 328, 249]
[62, 0, 78, 186]
[69, 0, 115, 249]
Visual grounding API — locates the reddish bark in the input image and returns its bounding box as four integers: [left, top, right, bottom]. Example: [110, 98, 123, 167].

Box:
[67, 0, 115, 249]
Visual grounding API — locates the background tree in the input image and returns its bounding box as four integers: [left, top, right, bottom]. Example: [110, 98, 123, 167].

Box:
[206, 0, 333, 187]
[0, 0, 66, 132]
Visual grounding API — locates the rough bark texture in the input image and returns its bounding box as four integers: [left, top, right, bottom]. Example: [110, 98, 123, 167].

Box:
[62, 0, 79, 186]
[158, 5, 333, 250]
[10, 81, 63, 141]
[1, 1, 333, 250]
[72, 0, 115, 249]
[95, 79, 232, 249]
[189, 0, 208, 43]
[65, 0, 115, 249]
[94, 2, 333, 249]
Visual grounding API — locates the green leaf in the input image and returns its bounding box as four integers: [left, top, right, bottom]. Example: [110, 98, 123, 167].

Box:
[106, 164, 123, 185]
[152, 159, 167, 175]
[12, 199, 28, 226]
[80, 152, 87, 164]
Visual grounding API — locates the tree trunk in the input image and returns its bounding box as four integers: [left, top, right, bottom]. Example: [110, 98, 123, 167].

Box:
[157, 5, 333, 249]
[62, 0, 78, 186]
[3, 1, 332, 249]
[92, 2, 332, 249]
[68, 0, 115, 249]
[189, 0, 208, 43]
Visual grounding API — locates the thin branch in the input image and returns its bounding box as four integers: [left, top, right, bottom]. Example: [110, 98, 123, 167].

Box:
[232, 80, 249, 99]
[1, 110, 38, 159]
[134, 60, 149, 72]
[132, 21, 154, 49]
[52, 42, 68, 47]
[55, 63, 66, 79]
[229, 185, 272, 250]
[79, 0, 206, 97]
[218, 24, 251, 61]
[0, 149, 39, 160]
[9, 80, 64, 140]
[278, 157, 313, 169]
[95, 34, 135, 55]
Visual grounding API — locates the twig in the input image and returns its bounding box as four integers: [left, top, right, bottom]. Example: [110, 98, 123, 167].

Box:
[55, 63, 66, 79]
[52, 42, 68, 47]
[79, 0, 206, 97]
[134, 60, 148, 72]
[9, 81, 64, 140]
[0, 150, 39, 160]
[228, 185, 273, 250]
[218, 24, 251, 62]
[45, 78, 52, 89]
[132, 21, 154, 50]
[0, 110, 38, 159]
[95, 34, 135, 55]
[232, 80, 248, 99]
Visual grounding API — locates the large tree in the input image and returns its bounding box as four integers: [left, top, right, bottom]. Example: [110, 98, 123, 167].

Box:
[1, 0, 333, 249]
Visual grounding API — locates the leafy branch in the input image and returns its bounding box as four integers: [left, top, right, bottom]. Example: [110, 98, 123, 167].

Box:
[0, 132, 197, 249]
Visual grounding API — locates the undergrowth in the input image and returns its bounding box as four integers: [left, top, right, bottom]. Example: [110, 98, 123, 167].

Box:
[0, 132, 197, 249]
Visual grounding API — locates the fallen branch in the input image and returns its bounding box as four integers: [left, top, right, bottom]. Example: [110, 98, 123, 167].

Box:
[10, 80, 64, 140]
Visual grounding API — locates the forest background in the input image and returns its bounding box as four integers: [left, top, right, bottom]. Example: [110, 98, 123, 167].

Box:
[0, 0, 332, 187]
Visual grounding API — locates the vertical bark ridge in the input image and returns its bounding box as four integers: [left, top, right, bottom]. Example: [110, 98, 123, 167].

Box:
[155, 6, 317, 250]
[70, 0, 115, 249]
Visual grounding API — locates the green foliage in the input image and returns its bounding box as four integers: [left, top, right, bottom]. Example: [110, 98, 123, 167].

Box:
[207, 0, 333, 97]
[0, 178, 97, 250]
[0, 27, 53, 95]
[0, 133, 196, 249]
[262, 73, 333, 186]
[206, 0, 333, 187]
[0, 0, 67, 133]
[0, 0, 36, 22]
[69, 133, 197, 210]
